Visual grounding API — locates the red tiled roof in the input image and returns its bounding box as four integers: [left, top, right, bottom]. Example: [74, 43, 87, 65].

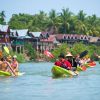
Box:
[56, 34, 65, 40]
[40, 35, 56, 42]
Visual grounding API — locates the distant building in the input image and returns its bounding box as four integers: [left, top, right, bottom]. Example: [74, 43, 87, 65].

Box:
[89, 36, 100, 45]
[40, 35, 59, 52]
[29, 32, 41, 51]
[10, 29, 32, 53]
[56, 34, 90, 45]
[0, 24, 11, 51]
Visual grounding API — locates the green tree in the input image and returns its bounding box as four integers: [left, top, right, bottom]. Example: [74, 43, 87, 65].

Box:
[77, 10, 86, 22]
[0, 11, 6, 24]
[24, 43, 36, 60]
[60, 8, 72, 33]
[51, 43, 68, 61]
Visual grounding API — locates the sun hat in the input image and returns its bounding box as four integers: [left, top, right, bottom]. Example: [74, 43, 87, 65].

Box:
[66, 53, 73, 57]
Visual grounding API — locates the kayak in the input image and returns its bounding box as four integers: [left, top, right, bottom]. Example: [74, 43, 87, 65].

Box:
[0, 70, 24, 76]
[77, 66, 87, 71]
[87, 62, 96, 67]
[77, 66, 84, 71]
[51, 66, 78, 77]
[0, 70, 11, 76]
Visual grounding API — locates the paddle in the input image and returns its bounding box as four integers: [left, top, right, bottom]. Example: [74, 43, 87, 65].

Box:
[79, 50, 88, 58]
[6, 61, 16, 76]
[4, 46, 10, 54]
[81, 65, 87, 71]
[44, 50, 54, 58]
[1, 46, 16, 76]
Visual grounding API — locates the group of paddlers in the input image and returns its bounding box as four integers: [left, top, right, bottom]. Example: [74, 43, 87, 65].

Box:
[54, 52, 93, 71]
[0, 55, 19, 76]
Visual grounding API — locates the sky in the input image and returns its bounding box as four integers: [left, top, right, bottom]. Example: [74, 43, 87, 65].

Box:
[0, 0, 100, 22]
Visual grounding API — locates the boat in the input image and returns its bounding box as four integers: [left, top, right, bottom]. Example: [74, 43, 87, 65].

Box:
[0, 70, 11, 76]
[77, 66, 87, 71]
[87, 62, 96, 67]
[0, 70, 24, 76]
[51, 66, 78, 78]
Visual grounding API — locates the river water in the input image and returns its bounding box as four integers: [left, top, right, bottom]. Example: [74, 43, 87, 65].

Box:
[0, 62, 100, 100]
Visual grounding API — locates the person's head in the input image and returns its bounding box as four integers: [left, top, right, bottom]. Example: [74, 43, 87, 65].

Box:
[66, 53, 73, 60]
[58, 53, 65, 62]
[1, 56, 7, 61]
[7, 55, 12, 62]
[12, 55, 17, 61]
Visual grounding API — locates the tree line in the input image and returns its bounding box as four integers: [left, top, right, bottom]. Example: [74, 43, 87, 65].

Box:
[0, 8, 100, 36]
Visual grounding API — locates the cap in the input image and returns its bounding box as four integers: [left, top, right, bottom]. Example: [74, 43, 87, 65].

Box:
[13, 55, 17, 58]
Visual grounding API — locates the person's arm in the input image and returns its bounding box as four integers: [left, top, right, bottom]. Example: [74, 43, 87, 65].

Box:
[16, 61, 19, 72]
[5, 61, 16, 76]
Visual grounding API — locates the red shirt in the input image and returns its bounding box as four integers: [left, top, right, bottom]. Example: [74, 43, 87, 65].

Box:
[55, 60, 72, 70]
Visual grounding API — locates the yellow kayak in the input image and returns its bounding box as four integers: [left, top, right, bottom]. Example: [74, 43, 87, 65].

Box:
[0, 70, 24, 76]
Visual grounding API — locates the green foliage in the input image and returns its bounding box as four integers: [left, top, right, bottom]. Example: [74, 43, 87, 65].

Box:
[8, 9, 100, 36]
[2, 50, 25, 63]
[51, 42, 100, 62]
[0, 11, 6, 24]
[24, 43, 36, 60]
[70, 43, 88, 56]
[51, 43, 68, 61]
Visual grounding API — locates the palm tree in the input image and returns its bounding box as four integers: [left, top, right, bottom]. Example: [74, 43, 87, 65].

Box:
[60, 8, 73, 34]
[77, 10, 86, 22]
[87, 14, 97, 26]
[38, 11, 48, 31]
[75, 20, 87, 34]
[48, 9, 59, 34]
[0, 11, 6, 24]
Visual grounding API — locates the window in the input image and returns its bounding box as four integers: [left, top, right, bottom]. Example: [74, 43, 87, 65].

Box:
[64, 36, 66, 39]
[85, 37, 87, 39]
[75, 37, 77, 39]
[68, 36, 70, 39]
[81, 37, 83, 39]
[71, 37, 73, 39]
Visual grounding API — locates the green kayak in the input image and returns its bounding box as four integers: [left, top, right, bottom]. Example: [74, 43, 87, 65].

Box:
[51, 66, 77, 77]
[0, 70, 25, 76]
[0, 70, 11, 76]
[77, 66, 87, 71]
[77, 66, 83, 71]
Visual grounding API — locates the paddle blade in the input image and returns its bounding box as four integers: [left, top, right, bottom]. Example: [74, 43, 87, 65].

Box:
[80, 50, 88, 58]
[44, 50, 54, 58]
[81, 66, 87, 71]
[4, 46, 9, 54]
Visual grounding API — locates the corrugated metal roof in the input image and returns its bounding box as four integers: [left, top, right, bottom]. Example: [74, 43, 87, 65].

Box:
[16, 29, 28, 36]
[10, 29, 28, 37]
[30, 32, 41, 37]
[10, 29, 17, 37]
[0, 24, 9, 32]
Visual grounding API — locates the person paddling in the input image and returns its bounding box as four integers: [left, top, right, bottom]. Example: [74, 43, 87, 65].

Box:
[55, 53, 72, 70]
[11, 55, 19, 76]
[0, 57, 16, 76]
[66, 53, 78, 71]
